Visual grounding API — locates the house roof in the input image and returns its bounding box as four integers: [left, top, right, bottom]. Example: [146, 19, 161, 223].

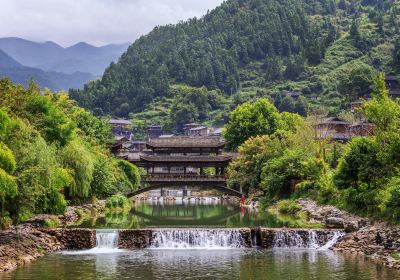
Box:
[109, 119, 132, 125]
[212, 128, 224, 135]
[147, 136, 225, 148]
[385, 75, 399, 82]
[140, 155, 232, 163]
[281, 91, 302, 97]
[317, 117, 350, 125]
[189, 126, 208, 131]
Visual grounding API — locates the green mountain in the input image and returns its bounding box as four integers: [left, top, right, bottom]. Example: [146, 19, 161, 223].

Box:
[70, 0, 400, 123]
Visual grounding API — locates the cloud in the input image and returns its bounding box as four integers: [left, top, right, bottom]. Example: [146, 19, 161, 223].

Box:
[0, 0, 224, 46]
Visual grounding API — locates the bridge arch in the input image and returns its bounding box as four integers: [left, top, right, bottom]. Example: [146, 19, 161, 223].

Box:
[127, 185, 243, 198]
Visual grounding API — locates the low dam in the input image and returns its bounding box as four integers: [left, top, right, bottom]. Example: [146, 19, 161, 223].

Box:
[46, 228, 343, 250]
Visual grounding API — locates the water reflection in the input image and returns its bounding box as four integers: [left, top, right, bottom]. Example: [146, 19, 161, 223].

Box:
[72, 199, 285, 229]
[3, 249, 399, 280]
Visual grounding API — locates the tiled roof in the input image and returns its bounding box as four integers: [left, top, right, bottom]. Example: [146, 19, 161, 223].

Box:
[147, 136, 224, 148]
[140, 155, 232, 162]
[109, 119, 132, 125]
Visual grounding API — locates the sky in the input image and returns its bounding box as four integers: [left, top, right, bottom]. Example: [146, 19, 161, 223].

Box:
[0, 0, 224, 47]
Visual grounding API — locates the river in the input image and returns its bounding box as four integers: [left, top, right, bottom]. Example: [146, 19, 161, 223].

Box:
[1, 199, 399, 280]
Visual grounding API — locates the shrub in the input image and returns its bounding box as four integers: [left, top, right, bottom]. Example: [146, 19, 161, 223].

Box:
[276, 200, 302, 215]
[105, 194, 131, 213]
[0, 143, 16, 174]
[117, 160, 141, 190]
[0, 215, 12, 230]
[44, 217, 60, 228]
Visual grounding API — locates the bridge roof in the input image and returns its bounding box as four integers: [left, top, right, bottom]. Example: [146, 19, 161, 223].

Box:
[140, 155, 232, 163]
[147, 136, 225, 148]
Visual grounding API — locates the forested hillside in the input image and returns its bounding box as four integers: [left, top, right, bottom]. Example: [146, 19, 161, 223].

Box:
[70, 0, 400, 126]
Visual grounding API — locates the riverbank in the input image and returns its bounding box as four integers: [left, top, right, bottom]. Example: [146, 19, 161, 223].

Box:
[0, 201, 105, 272]
[2, 198, 400, 273]
[295, 198, 400, 270]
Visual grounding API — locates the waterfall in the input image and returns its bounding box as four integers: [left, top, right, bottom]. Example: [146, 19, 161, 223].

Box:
[96, 230, 119, 249]
[149, 229, 245, 249]
[272, 230, 343, 249]
[318, 231, 344, 250]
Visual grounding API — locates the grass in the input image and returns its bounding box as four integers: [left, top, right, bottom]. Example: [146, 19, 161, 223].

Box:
[276, 200, 302, 215]
[268, 200, 323, 229]
[44, 217, 59, 228]
[105, 194, 132, 213]
[391, 252, 400, 260]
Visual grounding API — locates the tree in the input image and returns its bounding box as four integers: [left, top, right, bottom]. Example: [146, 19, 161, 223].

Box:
[0, 168, 17, 215]
[284, 55, 305, 80]
[279, 96, 296, 113]
[227, 135, 285, 193]
[337, 62, 375, 102]
[262, 56, 283, 82]
[363, 73, 400, 135]
[0, 143, 16, 174]
[223, 98, 281, 150]
[0, 110, 11, 137]
[117, 160, 141, 191]
[349, 17, 360, 42]
[261, 148, 322, 201]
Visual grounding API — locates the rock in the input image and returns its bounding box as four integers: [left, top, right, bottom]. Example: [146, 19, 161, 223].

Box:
[325, 217, 345, 229]
[344, 220, 359, 233]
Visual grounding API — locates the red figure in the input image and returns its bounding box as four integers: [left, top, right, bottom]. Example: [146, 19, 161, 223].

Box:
[241, 194, 245, 205]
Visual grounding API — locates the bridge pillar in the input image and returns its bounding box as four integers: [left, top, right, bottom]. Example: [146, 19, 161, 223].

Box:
[183, 186, 188, 197]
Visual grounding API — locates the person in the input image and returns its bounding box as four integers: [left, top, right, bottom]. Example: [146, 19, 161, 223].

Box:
[375, 232, 383, 245]
[384, 236, 393, 250]
[241, 194, 245, 206]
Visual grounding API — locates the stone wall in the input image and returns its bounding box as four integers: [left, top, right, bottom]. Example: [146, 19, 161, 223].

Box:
[118, 228, 253, 248]
[119, 229, 152, 249]
[44, 228, 96, 249]
[259, 228, 341, 248]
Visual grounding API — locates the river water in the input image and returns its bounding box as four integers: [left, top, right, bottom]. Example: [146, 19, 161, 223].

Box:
[2, 249, 399, 280]
[72, 199, 290, 228]
[1, 200, 400, 280]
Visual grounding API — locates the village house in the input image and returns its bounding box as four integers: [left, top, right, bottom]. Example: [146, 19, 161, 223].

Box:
[315, 117, 350, 143]
[187, 126, 210, 137]
[147, 124, 163, 139]
[281, 91, 302, 100]
[109, 118, 132, 129]
[385, 76, 400, 99]
[349, 121, 375, 137]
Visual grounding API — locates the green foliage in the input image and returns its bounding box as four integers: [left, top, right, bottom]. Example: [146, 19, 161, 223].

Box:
[0, 168, 17, 213]
[44, 217, 60, 228]
[23, 94, 76, 146]
[105, 194, 131, 213]
[261, 148, 323, 201]
[276, 200, 302, 215]
[224, 98, 281, 150]
[71, 0, 336, 117]
[61, 139, 94, 198]
[227, 135, 285, 193]
[337, 62, 376, 102]
[0, 109, 11, 136]
[117, 160, 141, 191]
[0, 142, 16, 174]
[0, 79, 129, 220]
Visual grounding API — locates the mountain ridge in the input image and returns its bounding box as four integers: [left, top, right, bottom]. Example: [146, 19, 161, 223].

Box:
[0, 37, 130, 75]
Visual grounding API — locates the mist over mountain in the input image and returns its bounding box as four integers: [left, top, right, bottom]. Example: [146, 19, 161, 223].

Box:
[0, 37, 129, 76]
[0, 49, 94, 90]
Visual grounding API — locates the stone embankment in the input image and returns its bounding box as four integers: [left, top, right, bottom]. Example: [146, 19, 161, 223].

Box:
[297, 198, 400, 270]
[0, 226, 97, 272]
[0, 201, 104, 273]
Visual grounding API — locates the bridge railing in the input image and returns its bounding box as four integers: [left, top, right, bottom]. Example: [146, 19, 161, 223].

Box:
[142, 174, 227, 182]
